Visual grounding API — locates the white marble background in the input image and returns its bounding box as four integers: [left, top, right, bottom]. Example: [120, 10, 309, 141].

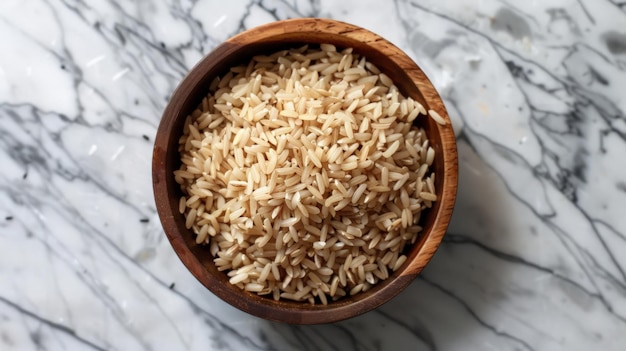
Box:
[1, 0, 625, 350]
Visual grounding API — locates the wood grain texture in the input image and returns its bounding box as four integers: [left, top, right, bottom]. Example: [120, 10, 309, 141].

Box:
[152, 18, 458, 324]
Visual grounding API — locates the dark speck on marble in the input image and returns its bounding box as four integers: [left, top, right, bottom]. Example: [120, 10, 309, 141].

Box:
[588, 66, 609, 85]
[603, 31, 626, 55]
[29, 332, 42, 347]
[491, 8, 532, 39]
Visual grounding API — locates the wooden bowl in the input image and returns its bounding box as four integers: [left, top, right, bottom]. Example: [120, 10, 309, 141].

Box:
[152, 18, 457, 324]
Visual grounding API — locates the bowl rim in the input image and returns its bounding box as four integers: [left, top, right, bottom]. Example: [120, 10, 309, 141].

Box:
[153, 18, 458, 324]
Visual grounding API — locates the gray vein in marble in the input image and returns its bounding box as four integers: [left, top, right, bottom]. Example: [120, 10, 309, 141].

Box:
[0, 295, 106, 351]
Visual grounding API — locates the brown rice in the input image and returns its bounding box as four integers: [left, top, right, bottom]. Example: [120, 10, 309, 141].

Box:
[175, 44, 439, 305]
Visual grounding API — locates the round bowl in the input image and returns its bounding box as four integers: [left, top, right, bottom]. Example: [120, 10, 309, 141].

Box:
[153, 18, 458, 324]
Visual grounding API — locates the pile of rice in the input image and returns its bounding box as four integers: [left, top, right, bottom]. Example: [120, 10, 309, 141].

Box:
[174, 44, 443, 305]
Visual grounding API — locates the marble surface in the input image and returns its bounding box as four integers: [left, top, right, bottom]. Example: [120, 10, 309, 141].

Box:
[1, 0, 625, 349]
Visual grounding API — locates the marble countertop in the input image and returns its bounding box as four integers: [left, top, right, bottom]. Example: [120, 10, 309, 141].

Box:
[1, 0, 625, 350]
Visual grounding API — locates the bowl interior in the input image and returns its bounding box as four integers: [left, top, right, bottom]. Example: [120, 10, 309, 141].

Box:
[153, 19, 457, 324]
